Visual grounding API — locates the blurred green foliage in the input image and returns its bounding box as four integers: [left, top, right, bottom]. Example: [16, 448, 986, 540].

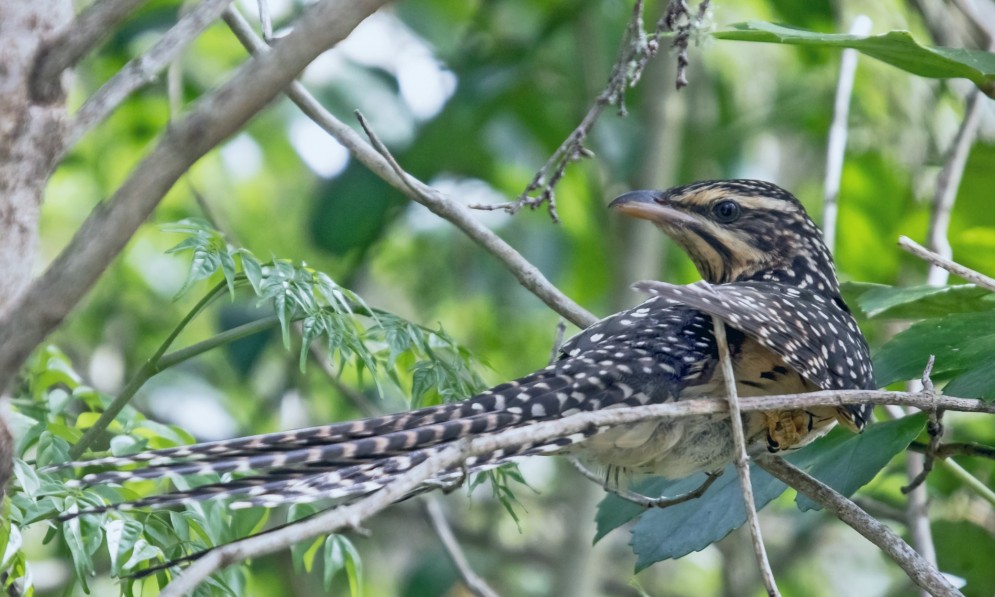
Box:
[7, 0, 995, 595]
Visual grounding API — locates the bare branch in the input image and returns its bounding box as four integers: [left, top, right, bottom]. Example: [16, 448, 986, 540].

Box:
[899, 236, 995, 293]
[910, 441, 995, 461]
[903, 357, 942, 494]
[823, 15, 871, 253]
[66, 0, 235, 149]
[757, 455, 963, 597]
[926, 90, 985, 286]
[469, 0, 711, 220]
[221, 6, 597, 329]
[30, 0, 150, 102]
[424, 498, 500, 597]
[712, 315, 779, 597]
[0, 0, 391, 391]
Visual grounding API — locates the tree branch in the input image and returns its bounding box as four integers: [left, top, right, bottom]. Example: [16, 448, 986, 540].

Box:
[822, 15, 871, 253]
[925, 89, 985, 287]
[712, 316, 779, 596]
[221, 6, 597, 329]
[0, 0, 391, 392]
[66, 0, 234, 149]
[30, 0, 150, 102]
[424, 497, 500, 597]
[756, 455, 963, 597]
[899, 236, 995, 293]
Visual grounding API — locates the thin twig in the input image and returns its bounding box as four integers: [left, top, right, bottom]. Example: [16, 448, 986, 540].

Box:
[66, 0, 235, 149]
[256, 0, 275, 42]
[899, 236, 995, 293]
[30, 0, 150, 102]
[909, 441, 995, 461]
[822, 15, 871, 253]
[903, 357, 943, 494]
[225, 6, 600, 330]
[424, 497, 500, 597]
[926, 89, 985, 286]
[468, 0, 710, 220]
[711, 314, 779, 597]
[757, 455, 963, 597]
[0, 0, 391, 392]
[569, 458, 719, 508]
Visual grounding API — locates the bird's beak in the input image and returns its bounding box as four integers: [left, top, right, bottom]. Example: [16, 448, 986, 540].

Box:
[609, 190, 696, 227]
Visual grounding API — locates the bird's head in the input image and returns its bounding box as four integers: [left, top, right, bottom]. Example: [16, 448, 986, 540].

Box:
[610, 180, 839, 294]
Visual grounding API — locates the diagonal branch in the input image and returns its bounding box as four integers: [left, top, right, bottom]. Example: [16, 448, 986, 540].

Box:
[0, 0, 391, 392]
[756, 455, 962, 597]
[221, 6, 597, 329]
[424, 497, 500, 597]
[30, 0, 151, 102]
[899, 236, 995, 293]
[66, 0, 235, 149]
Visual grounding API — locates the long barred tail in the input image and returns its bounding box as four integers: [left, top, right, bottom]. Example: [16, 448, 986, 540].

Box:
[56, 358, 647, 518]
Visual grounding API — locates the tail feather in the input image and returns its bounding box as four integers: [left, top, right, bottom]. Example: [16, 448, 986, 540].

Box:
[51, 368, 568, 475]
[59, 363, 638, 517]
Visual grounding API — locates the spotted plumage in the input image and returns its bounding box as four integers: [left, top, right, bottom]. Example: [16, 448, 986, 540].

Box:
[56, 179, 874, 526]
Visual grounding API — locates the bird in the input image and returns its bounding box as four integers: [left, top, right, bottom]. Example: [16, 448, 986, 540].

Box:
[55, 179, 874, 519]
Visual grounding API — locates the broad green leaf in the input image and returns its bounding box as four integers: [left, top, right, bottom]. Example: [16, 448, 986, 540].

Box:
[873, 309, 995, 398]
[842, 282, 995, 319]
[594, 472, 715, 543]
[944, 365, 995, 399]
[628, 463, 785, 571]
[714, 22, 995, 95]
[615, 415, 924, 569]
[793, 413, 925, 511]
[934, 520, 995, 597]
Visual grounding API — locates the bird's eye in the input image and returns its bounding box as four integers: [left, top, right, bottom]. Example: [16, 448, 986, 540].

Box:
[712, 200, 741, 223]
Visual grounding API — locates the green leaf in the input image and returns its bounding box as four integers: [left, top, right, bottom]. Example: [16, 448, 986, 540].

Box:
[618, 415, 924, 569]
[628, 464, 786, 571]
[238, 250, 263, 294]
[594, 473, 715, 544]
[792, 414, 926, 511]
[714, 22, 995, 95]
[842, 282, 995, 319]
[873, 309, 995, 398]
[324, 535, 363, 596]
[411, 362, 440, 407]
[63, 500, 95, 592]
[934, 520, 995, 597]
[288, 504, 321, 573]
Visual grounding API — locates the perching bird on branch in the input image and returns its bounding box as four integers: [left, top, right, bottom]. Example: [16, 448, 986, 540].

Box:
[57, 179, 873, 516]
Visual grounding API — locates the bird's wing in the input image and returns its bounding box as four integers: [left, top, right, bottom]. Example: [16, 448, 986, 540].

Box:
[635, 280, 874, 425]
